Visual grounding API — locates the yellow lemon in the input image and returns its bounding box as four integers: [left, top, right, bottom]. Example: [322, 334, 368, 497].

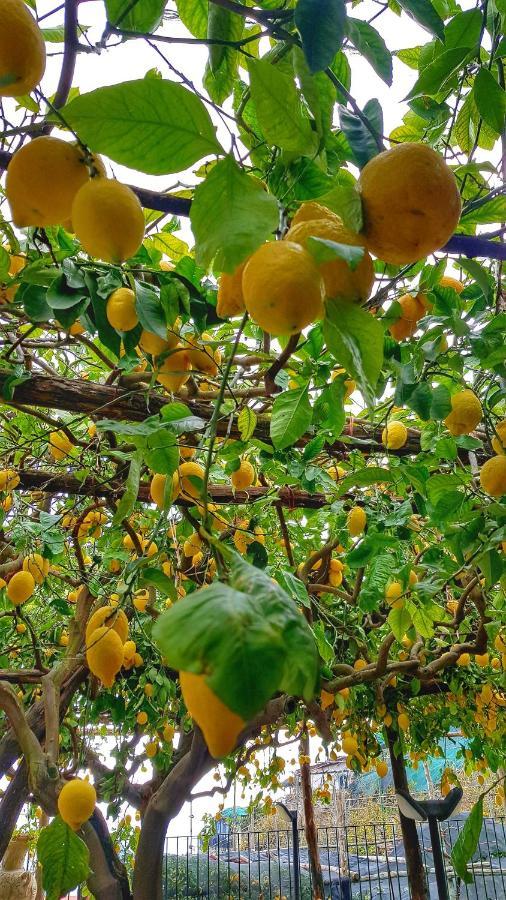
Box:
[106, 288, 138, 332]
[58, 778, 96, 831]
[242, 241, 324, 336]
[0, 0, 46, 97]
[480, 456, 506, 498]
[72, 178, 145, 263]
[6, 137, 95, 228]
[444, 390, 482, 436]
[359, 143, 461, 264]
[180, 671, 246, 759]
[382, 421, 408, 450]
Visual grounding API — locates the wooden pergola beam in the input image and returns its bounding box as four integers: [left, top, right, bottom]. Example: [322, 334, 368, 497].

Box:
[0, 372, 483, 461]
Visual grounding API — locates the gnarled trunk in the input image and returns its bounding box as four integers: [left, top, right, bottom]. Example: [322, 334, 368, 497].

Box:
[132, 729, 213, 900]
[0, 762, 29, 863]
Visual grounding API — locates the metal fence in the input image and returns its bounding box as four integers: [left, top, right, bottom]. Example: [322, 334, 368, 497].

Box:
[163, 816, 506, 899]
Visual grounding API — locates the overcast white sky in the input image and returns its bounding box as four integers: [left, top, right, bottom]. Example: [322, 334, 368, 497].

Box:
[3, 0, 479, 840]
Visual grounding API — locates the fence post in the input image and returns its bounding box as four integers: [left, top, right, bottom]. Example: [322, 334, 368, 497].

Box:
[300, 730, 325, 898]
[386, 726, 429, 900]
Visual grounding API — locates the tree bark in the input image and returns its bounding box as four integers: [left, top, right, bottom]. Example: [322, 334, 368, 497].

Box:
[132, 729, 214, 900]
[0, 761, 29, 862]
[84, 809, 132, 899]
[299, 731, 325, 899]
[0, 372, 482, 461]
[386, 726, 429, 900]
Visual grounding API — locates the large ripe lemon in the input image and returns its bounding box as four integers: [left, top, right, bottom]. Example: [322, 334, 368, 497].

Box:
[242, 241, 324, 336]
[359, 143, 462, 265]
[155, 345, 192, 392]
[444, 389, 482, 436]
[6, 137, 94, 228]
[58, 778, 96, 831]
[72, 178, 145, 263]
[106, 287, 138, 332]
[0, 0, 46, 98]
[85, 606, 129, 645]
[7, 570, 35, 606]
[86, 625, 125, 688]
[285, 218, 374, 302]
[180, 671, 246, 758]
[138, 329, 179, 356]
[480, 456, 506, 498]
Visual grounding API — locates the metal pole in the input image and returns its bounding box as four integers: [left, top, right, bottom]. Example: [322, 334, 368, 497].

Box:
[428, 816, 449, 900]
[292, 813, 301, 900]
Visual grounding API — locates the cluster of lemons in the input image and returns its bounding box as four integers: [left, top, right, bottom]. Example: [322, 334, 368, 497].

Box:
[218, 143, 461, 336]
[85, 604, 145, 688]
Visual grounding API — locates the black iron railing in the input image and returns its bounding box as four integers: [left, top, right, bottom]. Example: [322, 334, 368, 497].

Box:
[162, 816, 506, 898]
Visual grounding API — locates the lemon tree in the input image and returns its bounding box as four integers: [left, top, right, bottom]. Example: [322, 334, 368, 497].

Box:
[0, 0, 505, 898]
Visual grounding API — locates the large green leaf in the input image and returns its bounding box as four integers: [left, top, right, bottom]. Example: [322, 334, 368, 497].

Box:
[324, 301, 384, 406]
[444, 9, 483, 49]
[153, 552, 319, 719]
[294, 0, 347, 73]
[113, 449, 143, 525]
[397, 0, 444, 39]
[64, 79, 222, 175]
[190, 155, 279, 272]
[451, 796, 483, 883]
[105, 0, 167, 31]
[407, 47, 470, 100]
[204, 6, 244, 104]
[270, 385, 313, 450]
[347, 19, 393, 85]
[37, 817, 90, 900]
[248, 58, 317, 155]
[473, 69, 506, 136]
[388, 605, 413, 641]
[340, 99, 384, 168]
[176, 0, 208, 37]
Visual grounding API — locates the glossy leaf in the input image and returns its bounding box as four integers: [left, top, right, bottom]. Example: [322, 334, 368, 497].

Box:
[347, 18, 393, 85]
[324, 300, 384, 406]
[294, 0, 347, 73]
[397, 0, 444, 39]
[105, 0, 167, 32]
[248, 58, 317, 154]
[270, 385, 313, 450]
[64, 79, 222, 175]
[190, 155, 279, 271]
[473, 69, 506, 136]
[37, 817, 90, 900]
[451, 796, 483, 883]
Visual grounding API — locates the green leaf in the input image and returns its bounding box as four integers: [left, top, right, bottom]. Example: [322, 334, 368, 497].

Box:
[105, 0, 167, 31]
[140, 567, 178, 601]
[324, 300, 384, 406]
[337, 467, 394, 497]
[238, 407, 257, 441]
[388, 605, 413, 641]
[444, 9, 482, 49]
[473, 69, 506, 135]
[64, 79, 222, 176]
[397, 0, 444, 38]
[175, 0, 208, 38]
[347, 533, 397, 566]
[311, 621, 334, 663]
[134, 281, 166, 338]
[407, 600, 435, 637]
[191, 155, 279, 272]
[276, 570, 311, 608]
[318, 181, 363, 232]
[270, 386, 313, 450]
[41, 24, 90, 42]
[407, 47, 470, 100]
[113, 449, 143, 525]
[153, 553, 318, 719]
[306, 236, 364, 270]
[347, 19, 393, 85]
[451, 796, 483, 883]
[145, 428, 179, 475]
[396, 46, 422, 69]
[248, 58, 317, 155]
[294, 0, 347, 73]
[37, 817, 90, 900]
[340, 99, 384, 168]
[204, 6, 244, 104]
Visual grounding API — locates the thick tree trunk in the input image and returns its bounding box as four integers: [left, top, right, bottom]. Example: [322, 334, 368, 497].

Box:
[86, 809, 132, 899]
[386, 726, 429, 900]
[300, 732, 325, 899]
[132, 729, 213, 900]
[0, 761, 29, 862]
